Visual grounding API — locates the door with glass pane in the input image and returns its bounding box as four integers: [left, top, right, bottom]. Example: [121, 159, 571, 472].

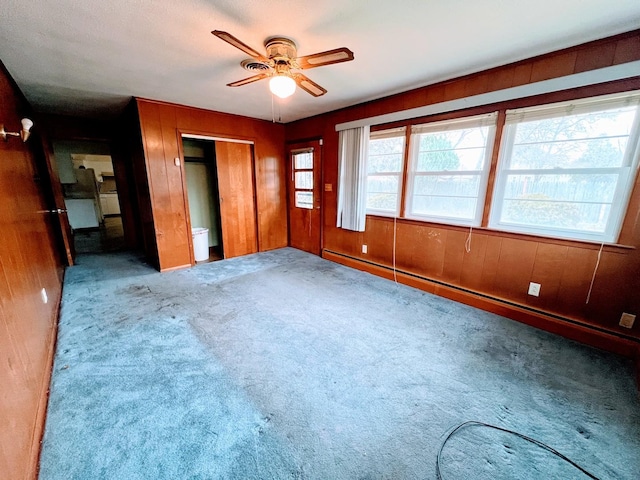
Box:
[288, 141, 321, 255]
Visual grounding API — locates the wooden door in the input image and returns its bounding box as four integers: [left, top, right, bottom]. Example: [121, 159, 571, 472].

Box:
[39, 135, 75, 265]
[215, 141, 258, 258]
[288, 141, 322, 255]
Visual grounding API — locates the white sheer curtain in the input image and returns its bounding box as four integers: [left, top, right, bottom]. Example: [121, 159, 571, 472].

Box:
[336, 125, 370, 232]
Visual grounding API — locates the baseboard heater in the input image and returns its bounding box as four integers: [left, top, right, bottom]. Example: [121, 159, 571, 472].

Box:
[322, 249, 640, 359]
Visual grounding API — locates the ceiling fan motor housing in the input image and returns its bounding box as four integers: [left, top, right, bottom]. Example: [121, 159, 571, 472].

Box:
[265, 37, 298, 63]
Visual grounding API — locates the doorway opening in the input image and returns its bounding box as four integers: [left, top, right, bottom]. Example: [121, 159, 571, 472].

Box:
[182, 138, 224, 262]
[53, 141, 125, 254]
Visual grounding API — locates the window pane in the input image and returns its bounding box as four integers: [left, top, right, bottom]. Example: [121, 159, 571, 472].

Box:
[367, 193, 397, 212]
[500, 173, 618, 233]
[410, 175, 480, 219]
[368, 153, 404, 173]
[510, 107, 636, 169]
[295, 171, 313, 189]
[412, 195, 477, 220]
[413, 175, 481, 198]
[368, 137, 404, 173]
[366, 175, 399, 211]
[367, 175, 399, 194]
[503, 174, 618, 204]
[294, 152, 313, 169]
[416, 127, 490, 172]
[491, 93, 640, 242]
[502, 198, 610, 232]
[295, 191, 313, 209]
[366, 135, 404, 215]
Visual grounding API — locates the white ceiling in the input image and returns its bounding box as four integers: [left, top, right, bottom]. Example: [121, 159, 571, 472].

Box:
[1, 0, 639, 123]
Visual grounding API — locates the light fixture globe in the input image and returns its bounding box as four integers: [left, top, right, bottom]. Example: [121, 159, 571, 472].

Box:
[269, 75, 296, 99]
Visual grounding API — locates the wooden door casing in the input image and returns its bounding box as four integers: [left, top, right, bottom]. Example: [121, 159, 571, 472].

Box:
[39, 134, 75, 265]
[288, 140, 322, 255]
[215, 141, 258, 258]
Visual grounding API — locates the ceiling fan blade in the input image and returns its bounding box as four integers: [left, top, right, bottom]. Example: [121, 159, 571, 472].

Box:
[212, 30, 269, 62]
[295, 47, 354, 69]
[293, 73, 327, 97]
[227, 73, 270, 87]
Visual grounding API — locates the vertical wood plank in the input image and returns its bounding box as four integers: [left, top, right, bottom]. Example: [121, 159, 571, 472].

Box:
[216, 142, 258, 258]
[526, 243, 569, 311]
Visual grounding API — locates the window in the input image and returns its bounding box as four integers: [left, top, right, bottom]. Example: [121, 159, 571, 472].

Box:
[366, 127, 406, 216]
[292, 149, 314, 209]
[490, 92, 640, 242]
[406, 113, 498, 226]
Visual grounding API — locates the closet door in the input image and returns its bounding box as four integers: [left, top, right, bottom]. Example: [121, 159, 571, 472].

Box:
[215, 141, 258, 258]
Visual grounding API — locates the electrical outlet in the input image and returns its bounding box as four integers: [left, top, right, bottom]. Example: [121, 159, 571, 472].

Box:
[619, 313, 636, 329]
[41, 288, 48, 304]
[362, 244, 368, 254]
[528, 282, 541, 297]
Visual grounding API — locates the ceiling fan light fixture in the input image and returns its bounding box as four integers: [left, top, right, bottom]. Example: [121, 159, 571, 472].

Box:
[269, 74, 296, 99]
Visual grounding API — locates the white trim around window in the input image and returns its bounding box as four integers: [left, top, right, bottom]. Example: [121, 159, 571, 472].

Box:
[405, 112, 498, 226]
[489, 91, 640, 243]
[365, 127, 406, 217]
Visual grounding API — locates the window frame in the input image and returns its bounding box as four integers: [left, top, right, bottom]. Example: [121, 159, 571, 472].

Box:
[291, 148, 315, 210]
[365, 127, 406, 217]
[405, 112, 498, 227]
[489, 91, 640, 243]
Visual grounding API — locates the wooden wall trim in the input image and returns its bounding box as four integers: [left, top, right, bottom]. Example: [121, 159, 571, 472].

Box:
[323, 249, 640, 359]
[29, 282, 63, 478]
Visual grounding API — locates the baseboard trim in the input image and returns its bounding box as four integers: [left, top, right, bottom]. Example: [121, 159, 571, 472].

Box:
[28, 271, 64, 480]
[323, 250, 640, 359]
[160, 263, 191, 273]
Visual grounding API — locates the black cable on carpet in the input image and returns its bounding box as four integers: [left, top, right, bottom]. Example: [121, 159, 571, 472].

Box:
[436, 421, 601, 480]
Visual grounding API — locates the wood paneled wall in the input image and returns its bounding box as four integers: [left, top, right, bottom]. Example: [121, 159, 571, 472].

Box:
[0, 62, 63, 480]
[136, 99, 287, 271]
[286, 30, 640, 350]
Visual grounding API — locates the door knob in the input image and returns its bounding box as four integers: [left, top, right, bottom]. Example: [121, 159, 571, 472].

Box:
[38, 208, 67, 214]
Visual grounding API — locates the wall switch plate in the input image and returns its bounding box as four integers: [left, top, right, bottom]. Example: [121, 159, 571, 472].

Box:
[528, 282, 541, 297]
[174, 157, 180, 166]
[41, 288, 48, 304]
[362, 244, 368, 254]
[619, 313, 636, 329]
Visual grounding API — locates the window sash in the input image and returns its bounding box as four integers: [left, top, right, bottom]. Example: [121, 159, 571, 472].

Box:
[406, 113, 497, 226]
[292, 149, 314, 210]
[366, 128, 406, 216]
[491, 92, 640, 242]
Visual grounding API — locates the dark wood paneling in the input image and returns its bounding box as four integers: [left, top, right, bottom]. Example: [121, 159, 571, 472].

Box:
[0, 62, 63, 480]
[253, 123, 287, 251]
[136, 99, 287, 271]
[526, 243, 569, 311]
[138, 100, 191, 271]
[286, 30, 640, 346]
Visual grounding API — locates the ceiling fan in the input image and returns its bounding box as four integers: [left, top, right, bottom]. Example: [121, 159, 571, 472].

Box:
[212, 30, 354, 99]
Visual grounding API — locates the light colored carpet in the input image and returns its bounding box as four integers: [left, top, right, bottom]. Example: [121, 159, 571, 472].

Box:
[39, 248, 640, 479]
